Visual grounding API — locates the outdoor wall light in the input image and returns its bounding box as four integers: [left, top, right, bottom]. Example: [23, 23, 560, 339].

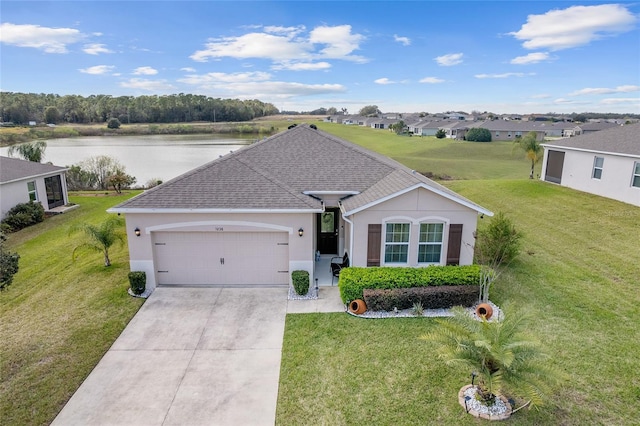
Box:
[298, 228, 304, 237]
[134, 227, 141, 237]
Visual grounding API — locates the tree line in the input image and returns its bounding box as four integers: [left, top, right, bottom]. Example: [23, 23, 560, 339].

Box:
[0, 92, 279, 125]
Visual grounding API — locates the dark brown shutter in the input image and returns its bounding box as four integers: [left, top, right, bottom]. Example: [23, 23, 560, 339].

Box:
[367, 224, 382, 266]
[446, 224, 463, 265]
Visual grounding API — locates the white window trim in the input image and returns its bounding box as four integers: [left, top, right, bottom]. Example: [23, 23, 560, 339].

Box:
[27, 181, 38, 202]
[592, 156, 604, 180]
[632, 161, 640, 188]
[418, 222, 445, 265]
[383, 222, 411, 265]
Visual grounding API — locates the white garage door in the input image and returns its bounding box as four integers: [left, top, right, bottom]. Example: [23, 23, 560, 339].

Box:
[153, 232, 289, 286]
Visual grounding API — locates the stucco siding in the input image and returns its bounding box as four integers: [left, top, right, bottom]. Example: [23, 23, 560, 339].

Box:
[0, 174, 67, 219]
[545, 149, 640, 206]
[347, 188, 479, 267]
[123, 212, 315, 289]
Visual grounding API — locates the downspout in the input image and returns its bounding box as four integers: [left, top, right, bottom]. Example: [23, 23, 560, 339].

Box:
[339, 201, 354, 262]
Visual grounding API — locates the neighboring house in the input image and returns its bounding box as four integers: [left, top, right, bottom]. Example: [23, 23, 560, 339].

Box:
[369, 118, 399, 129]
[469, 121, 546, 141]
[0, 156, 70, 219]
[110, 124, 492, 291]
[565, 122, 621, 137]
[541, 123, 640, 207]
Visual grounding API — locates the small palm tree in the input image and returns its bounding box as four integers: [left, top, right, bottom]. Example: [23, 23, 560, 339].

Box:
[514, 132, 543, 179]
[421, 305, 563, 409]
[8, 141, 47, 162]
[70, 216, 125, 266]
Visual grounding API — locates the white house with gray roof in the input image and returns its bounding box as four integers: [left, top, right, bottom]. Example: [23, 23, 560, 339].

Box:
[541, 123, 640, 207]
[0, 156, 69, 219]
[110, 125, 492, 291]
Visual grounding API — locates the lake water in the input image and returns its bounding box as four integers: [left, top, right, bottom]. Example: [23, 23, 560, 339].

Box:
[0, 134, 255, 186]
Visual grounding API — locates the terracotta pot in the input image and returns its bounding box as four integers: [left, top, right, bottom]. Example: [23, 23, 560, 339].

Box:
[476, 303, 493, 319]
[349, 299, 367, 315]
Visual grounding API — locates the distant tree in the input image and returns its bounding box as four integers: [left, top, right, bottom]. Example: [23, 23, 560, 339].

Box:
[80, 155, 127, 190]
[340, 107, 348, 115]
[70, 216, 125, 267]
[435, 129, 446, 139]
[7, 141, 47, 162]
[144, 178, 163, 189]
[573, 114, 587, 123]
[359, 105, 380, 117]
[327, 107, 337, 115]
[107, 117, 121, 129]
[106, 169, 136, 193]
[65, 164, 99, 191]
[514, 132, 543, 179]
[390, 120, 406, 134]
[0, 231, 20, 290]
[44, 106, 60, 124]
[466, 128, 492, 142]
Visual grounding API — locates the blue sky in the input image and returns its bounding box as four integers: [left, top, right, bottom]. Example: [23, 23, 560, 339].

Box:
[1, 1, 639, 114]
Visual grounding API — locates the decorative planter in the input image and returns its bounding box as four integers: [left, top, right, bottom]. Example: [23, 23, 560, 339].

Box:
[458, 384, 512, 421]
[349, 299, 367, 315]
[476, 303, 494, 319]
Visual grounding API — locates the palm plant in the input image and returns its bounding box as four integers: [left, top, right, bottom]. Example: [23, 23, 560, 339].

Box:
[8, 141, 47, 162]
[421, 305, 563, 409]
[70, 216, 125, 266]
[514, 132, 543, 179]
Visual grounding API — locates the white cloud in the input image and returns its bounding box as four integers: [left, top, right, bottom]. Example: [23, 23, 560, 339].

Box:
[375, 78, 395, 85]
[133, 66, 158, 75]
[435, 53, 463, 66]
[83, 43, 113, 55]
[475, 72, 534, 79]
[177, 71, 345, 99]
[79, 65, 115, 75]
[510, 4, 637, 51]
[120, 78, 175, 91]
[272, 61, 332, 71]
[394, 34, 411, 46]
[600, 98, 640, 105]
[531, 93, 551, 99]
[419, 77, 445, 84]
[181, 67, 196, 72]
[0, 22, 83, 53]
[510, 52, 550, 65]
[190, 24, 366, 65]
[569, 85, 640, 96]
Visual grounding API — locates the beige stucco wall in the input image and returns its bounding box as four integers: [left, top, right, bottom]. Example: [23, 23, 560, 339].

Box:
[345, 187, 481, 267]
[123, 212, 315, 289]
[541, 149, 640, 207]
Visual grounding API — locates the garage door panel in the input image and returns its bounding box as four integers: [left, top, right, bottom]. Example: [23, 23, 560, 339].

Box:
[153, 231, 289, 286]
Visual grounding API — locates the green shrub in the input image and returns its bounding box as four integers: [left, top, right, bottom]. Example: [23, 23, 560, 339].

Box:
[465, 128, 492, 142]
[0, 231, 20, 290]
[107, 117, 121, 129]
[475, 211, 522, 266]
[338, 265, 481, 303]
[128, 271, 146, 295]
[363, 285, 480, 311]
[292, 270, 310, 295]
[1, 201, 45, 232]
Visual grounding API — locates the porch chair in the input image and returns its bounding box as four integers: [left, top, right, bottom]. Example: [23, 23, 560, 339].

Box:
[330, 252, 349, 285]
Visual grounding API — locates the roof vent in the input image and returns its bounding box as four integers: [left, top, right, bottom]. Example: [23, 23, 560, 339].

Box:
[310, 124, 317, 130]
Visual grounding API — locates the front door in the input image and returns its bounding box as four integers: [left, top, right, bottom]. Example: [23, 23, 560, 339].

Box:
[45, 175, 64, 209]
[317, 208, 339, 254]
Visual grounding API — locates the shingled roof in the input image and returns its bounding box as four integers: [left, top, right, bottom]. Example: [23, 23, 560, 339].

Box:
[111, 124, 490, 214]
[542, 123, 640, 157]
[0, 156, 67, 184]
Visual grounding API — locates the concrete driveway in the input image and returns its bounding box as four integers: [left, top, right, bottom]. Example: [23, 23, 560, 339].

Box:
[52, 287, 289, 426]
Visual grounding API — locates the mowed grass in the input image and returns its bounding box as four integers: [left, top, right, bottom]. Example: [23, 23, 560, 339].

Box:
[277, 176, 640, 420]
[0, 193, 144, 426]
[317, 122, 537, 180]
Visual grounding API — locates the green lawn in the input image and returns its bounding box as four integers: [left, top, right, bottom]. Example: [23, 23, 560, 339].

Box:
[0, 193, 144, 426]
[316, 122, 536, 180]
[277, 180, 640, 425]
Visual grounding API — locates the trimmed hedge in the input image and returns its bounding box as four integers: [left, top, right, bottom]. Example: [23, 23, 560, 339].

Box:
[292, 270, 310, 295]
[128, 271, 146, 295]
[1, 201, 45, 232]
[338, 265, 481, 303]
[363, 285, 480, 311]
